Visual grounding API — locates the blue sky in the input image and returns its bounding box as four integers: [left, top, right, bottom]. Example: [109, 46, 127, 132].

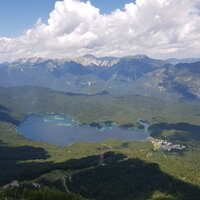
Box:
[0, 0, 134, 37]
[85, 0, 134, 13]
[0, 0, 56, 37]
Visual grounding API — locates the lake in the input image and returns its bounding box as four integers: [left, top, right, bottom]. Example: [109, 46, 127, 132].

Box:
[17, 114, 150, 146]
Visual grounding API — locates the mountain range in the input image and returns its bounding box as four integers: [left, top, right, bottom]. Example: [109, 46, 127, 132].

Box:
[0, 54, 199, 102]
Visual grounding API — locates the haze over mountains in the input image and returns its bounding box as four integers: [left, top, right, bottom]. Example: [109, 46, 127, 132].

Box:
[0, 54, 200, 102]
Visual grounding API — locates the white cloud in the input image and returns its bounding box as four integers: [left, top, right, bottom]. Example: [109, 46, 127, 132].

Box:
[0, 0, 200, 62]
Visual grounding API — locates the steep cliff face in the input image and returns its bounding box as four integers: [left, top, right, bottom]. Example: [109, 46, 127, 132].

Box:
[74, 54, 120, 67]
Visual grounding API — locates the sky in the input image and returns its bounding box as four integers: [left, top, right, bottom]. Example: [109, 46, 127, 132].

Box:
[0, 0, 200, 62]
[0, 0, 134, 37]
[0, 0, 56, 37]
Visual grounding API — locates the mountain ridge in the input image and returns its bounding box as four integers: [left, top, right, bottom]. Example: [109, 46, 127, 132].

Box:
[0, 55, 199, 102]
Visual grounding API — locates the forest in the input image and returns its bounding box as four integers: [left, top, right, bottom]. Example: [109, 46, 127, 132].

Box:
[0, 86, 200, 200]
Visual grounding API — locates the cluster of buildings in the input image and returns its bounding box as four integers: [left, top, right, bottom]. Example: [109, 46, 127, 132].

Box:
[148, 137, 186, 152]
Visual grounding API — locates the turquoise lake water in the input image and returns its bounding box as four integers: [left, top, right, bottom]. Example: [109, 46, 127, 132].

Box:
[17, 114, 149, 146]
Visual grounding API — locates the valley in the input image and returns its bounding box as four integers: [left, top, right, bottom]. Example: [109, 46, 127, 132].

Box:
[0, 86, 200, 200]
[1, 0, 200, 199]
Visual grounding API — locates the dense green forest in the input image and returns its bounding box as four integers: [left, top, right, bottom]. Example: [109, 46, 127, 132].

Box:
[0, 86, 200, 200]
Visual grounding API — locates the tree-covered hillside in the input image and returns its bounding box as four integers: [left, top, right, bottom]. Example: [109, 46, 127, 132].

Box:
[0, 86, 200, 200]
